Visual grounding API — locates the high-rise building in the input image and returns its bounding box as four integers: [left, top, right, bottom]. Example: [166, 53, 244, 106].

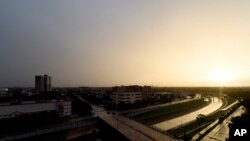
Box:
[43, 75, 52, 92]
[35, 75, 52, 93]
[35, 76, 44, 92]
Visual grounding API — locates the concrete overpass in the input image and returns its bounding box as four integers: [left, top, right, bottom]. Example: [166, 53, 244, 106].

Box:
[99, 112, 177, 141]
[74, 94, 178, 141]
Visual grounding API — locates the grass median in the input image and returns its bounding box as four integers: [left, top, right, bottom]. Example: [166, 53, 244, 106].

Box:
[167, 98, 237, 140]
[166, 112, 223, 140]
[132, 98, 210, 125]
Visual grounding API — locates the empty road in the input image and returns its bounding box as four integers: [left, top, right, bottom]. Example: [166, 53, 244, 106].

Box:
[152, 97, 223, 131]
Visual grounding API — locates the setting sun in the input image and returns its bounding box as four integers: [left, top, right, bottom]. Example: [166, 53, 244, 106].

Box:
[211, 68, 238, 84]
[214, 71, 230, 83]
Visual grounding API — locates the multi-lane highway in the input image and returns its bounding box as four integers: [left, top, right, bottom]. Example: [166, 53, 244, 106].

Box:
[201, 106, 245, 141]
[152, 97, 223, 131]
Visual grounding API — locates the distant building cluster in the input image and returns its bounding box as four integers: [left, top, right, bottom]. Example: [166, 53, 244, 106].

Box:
[0, 100, 71, 119]
[0, 88, 10, 97]
[35, 75, 52, 93]
[111, 85, 153, 104]
[0, 74, 73, 119]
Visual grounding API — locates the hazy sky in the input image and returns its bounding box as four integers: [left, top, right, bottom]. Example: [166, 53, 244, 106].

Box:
[1, 0, 250, 87]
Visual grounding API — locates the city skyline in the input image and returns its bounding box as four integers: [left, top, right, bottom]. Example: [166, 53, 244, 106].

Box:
[1, 0, 250, 87]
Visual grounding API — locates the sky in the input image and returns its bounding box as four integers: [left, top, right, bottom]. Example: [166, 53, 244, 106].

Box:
[1, 0, 250, 87]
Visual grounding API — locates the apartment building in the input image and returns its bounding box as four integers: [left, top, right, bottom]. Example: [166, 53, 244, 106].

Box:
[112, 85, 153, 104]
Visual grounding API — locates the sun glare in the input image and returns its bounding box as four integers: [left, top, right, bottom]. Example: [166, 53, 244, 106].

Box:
[212, 69, 236, 84]
[214, 72, 229, 83]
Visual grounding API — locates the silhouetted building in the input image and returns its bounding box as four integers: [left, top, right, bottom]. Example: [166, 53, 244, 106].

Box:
[0, 88, 10, 97]
[35, 75, 52, 93]
[43, 75, 52, 92]
[0, 100, 71, 119]
[35, 76, 44, 92]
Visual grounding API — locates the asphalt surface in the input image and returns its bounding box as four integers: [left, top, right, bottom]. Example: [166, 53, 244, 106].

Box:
[201, 106, 245, 141]
[98, 112, 177, 141]
[152, 97, 223, 131]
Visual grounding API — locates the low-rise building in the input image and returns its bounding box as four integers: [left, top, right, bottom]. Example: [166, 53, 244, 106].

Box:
[0, 88, 10, 97]
[111, 85, 153, 104]
[0, 100, 71, 119]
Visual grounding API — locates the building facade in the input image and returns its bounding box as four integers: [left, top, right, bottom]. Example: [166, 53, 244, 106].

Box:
[111, 85, 153, 104]
[35, 75, 52, 93]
